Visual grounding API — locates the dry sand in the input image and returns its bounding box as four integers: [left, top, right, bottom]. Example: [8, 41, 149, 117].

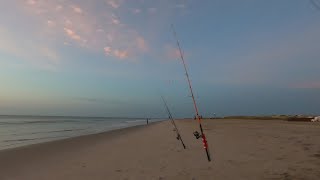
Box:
[0, 119, 320, 180]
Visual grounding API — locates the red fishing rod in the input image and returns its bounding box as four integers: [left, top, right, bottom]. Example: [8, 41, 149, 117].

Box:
[171, 24, 212, 161]
[161, 96, 186, 149]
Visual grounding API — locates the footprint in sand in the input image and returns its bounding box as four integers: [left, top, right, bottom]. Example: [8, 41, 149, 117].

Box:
[279, 172, 292, 180]
[312, 153, 320, 159]
[275, 156, 285, 161]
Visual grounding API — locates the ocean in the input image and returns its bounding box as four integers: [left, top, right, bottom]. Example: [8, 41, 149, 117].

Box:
[0, 115, 161, 150]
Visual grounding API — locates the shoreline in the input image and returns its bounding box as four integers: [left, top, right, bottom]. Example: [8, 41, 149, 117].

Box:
[0, 117, 161, 151]
[1, 119, 319, 180]
[0, 121, 160, 153]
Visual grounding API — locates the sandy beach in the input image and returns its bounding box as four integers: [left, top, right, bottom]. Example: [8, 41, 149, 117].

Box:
[0, 119, 319, 180]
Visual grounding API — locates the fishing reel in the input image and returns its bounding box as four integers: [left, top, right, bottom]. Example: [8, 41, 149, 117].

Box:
[176, 134, 181, 140]
[193, 131, 202, 139]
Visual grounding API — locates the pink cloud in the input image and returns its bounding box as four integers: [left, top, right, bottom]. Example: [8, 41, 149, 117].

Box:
[47, 20, 56, 27]
[20, 0, 170, 62]
[167, 47, 181, 59]
[104, 46, 112, 55]
[158, 44, 187, 62]
[96, 29, 104, 33]
[71, 6, 83, 14]
[136, 37, 148, 52]
[107, 0, 120, 9]
[111, 14, 121, 25]
[104, 46, 129, 59]
[64, 19, 73, 26]
[55, 5, 63, 11]
[64, 28, 81, 41]
[26, 0, 36, 5]
[114, 49, 129, 59]
[111, 18, 120, 25]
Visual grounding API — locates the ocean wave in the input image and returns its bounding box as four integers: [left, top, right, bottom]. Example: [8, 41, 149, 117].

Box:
[0, 120, 80, 125]
[10, 128, 87, 136]
[2, 135, 71, 143]
[125, 119, 147, 123]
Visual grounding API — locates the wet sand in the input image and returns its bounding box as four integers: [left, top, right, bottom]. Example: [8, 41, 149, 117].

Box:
[0, 119, 319, 180]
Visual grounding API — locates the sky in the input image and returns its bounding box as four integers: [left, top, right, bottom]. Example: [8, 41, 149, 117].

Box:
[0, 0, 319, 118]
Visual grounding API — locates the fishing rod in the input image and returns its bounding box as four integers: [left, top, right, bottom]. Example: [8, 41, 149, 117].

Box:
[171, 24, 212, 162]
[161, 96, 186, 149]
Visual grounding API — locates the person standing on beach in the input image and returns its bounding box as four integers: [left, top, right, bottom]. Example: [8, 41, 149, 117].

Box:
[146, 118, 149, 125]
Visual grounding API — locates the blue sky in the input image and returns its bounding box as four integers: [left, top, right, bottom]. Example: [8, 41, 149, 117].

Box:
[0, 0, 319, 117]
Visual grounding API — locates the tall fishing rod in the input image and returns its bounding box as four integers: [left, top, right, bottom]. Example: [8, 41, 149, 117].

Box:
[171, 24, 212, 162]
[161, 96, 186, 149]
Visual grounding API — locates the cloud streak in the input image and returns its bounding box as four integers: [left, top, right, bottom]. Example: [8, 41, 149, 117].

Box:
[107, 0, 121, 9]
[0, 0, 189, 70]
[71, 6, 83, 14]
[20, 0, 155, 61]
[64, 28, 82, 41]
[104, 46, 128, 59]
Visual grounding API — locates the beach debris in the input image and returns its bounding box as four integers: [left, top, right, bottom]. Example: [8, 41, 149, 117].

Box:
[171, 24, 212, 162]
[311, 116, 320, 122]
[161, 96, 186, 149]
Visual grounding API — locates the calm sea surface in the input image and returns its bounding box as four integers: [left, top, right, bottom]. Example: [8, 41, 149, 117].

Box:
[0, 115, 161, 150]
